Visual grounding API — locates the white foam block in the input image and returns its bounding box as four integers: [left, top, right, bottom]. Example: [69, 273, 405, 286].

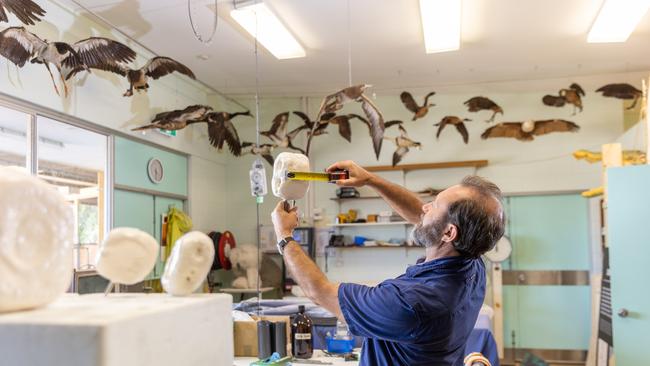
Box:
[0, 293, 233, 366]
[162, 231, 215, 296]
[96, 228, 159, 285]
[272, 152, 310, 200]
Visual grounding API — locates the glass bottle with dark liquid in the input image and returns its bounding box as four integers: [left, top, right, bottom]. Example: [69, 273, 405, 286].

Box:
[292, 305, 313, 358]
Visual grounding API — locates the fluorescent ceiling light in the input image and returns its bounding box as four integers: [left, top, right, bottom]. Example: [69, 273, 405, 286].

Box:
[419, 0, 462, 53]
[231, 2, 305, 59]
[588, 0, 650, 43]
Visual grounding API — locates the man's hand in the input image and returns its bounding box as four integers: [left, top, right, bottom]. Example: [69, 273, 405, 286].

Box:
[326, 160, 375, 187]
[271, 201, 299, 241]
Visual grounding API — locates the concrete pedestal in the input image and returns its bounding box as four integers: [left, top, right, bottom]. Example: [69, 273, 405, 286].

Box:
[0, 293, 233, 366]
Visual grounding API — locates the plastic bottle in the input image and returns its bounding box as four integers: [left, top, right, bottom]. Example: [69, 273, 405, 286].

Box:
[292, 305, 313, 358]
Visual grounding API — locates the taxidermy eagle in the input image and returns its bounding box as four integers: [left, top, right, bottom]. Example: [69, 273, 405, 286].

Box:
[481, 119, 579, 141]
[595, 83, 643, 110]
[400, 91, 436, 121]
[542, 83, 585, 115]
[0, 0, 45, 25]
[314, 84, 385, 159]
[464, 96, 503, 123]
[0, 27, 135, 96]
[65, 56, 196, 97]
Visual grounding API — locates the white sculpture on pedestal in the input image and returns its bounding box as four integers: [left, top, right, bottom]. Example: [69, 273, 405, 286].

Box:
[162, 231, 215, 296]
[96, 228, 159, 285]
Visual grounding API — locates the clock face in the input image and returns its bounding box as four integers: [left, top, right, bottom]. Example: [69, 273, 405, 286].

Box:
[147, 158, 164, 184]
[485, 235, 512, 263]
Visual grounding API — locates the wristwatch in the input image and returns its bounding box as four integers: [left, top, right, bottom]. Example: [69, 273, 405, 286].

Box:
[277, 236, 296, 255]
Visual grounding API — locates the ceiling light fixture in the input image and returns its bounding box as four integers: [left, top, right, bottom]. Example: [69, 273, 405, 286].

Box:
[588, 0, 650, 43]
[230, 1, 305, 59]
[419, 0, 462, 53]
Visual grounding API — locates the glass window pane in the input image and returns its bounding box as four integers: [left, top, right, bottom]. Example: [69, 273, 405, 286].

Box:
[0, 105, 30, 169]
[37, 116, 107, 270]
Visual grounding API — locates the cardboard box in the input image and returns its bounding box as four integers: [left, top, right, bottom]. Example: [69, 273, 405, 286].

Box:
[234, 315, 292, 357]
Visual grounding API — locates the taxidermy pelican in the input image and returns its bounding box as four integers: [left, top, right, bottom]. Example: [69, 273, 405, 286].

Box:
[131, 105, 213, 132]
[481, 119, 579, 141]
[434, 116, 471, 144]
[464, 96, 503, 123]
[384, 123, 422, 167]
[0, 0, 45, 25]
[262, 112, 309, 154]
[204, 111, 251, 156]
[596, 83, 642, 110]
[241, 142, 276, 166]
[0, 27, 136, 96]
[400, 91, 436, 121]
[65, 56, 196, 97]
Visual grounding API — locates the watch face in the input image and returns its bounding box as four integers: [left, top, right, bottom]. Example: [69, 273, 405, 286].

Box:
[485, 236, 512, 263]
[147, 158, 164, 184]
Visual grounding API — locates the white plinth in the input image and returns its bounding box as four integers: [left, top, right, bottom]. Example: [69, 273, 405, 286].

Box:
[0, 293, 233, 366]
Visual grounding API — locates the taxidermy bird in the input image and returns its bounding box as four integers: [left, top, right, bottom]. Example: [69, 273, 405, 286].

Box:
[434, 116, 471, 144]
[481, 119, 579, 142]
[0, 27, 136, 96]
[293, 111, 335, 137]
[464, 96, 503, 123]
[261, 112, 309, 154]
[384, 124, 422, 167]
[131, 105, 213, 132]
[65, 56, 196, 97]
[314, 84, 385, 159]
[542, 83, 585, 115]
[325, 113, 372, 143]
[0, 0, 45, 25]
[241, 142, 276, 166]
[400, 91, 436, 121]
[204, 111, 251, 156]
[596, 83, 643, 110]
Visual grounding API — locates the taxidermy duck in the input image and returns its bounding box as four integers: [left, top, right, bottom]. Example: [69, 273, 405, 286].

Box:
[384, 123, 422, 166]
[0, 27, 136, 96]
[241, 142, 276, 166]
[542, 83, 585, 115]
[434, 116, 471, 144]
[131, 105, 213, 132]
[65, 56, 196, 97]
[464, 96, 503, 123]
[0, 0, 45, 25]
[400, 91, 436, 121]
[596, 83, 642, 110]
[314, 84, 385, 159]
[204, 111, 251, 156]
[261, 112, 309, 154]
[573, 149, 646, 165]
[481, 119, 579, 141]
[325, 113, 372, 142]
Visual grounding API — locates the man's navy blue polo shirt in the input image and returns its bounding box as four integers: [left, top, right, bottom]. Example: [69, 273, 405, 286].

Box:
[338, 255, 486, 366]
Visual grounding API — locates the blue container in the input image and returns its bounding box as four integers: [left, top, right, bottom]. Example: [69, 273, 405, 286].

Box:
[353, 236, 368, 246]
[326, 337, 355, 354]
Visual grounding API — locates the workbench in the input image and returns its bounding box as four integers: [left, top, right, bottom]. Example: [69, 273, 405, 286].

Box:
[234, 350, 359, 365]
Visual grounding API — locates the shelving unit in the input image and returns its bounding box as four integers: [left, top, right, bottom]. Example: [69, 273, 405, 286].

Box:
[328, 221, 411, 227]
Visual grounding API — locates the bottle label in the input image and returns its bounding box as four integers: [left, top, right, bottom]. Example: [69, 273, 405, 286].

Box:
[295, 333, 312, 340]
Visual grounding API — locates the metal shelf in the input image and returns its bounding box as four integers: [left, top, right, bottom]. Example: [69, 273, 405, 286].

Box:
[326, 245, 423, 250]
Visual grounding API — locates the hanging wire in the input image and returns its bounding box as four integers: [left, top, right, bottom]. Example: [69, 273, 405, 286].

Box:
[188, 0, 218, 44]
[346, 0, 352, 87]
[253, 6, 262, 315]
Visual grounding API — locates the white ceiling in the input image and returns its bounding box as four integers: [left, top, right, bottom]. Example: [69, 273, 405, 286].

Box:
[70, 0, 650, 96]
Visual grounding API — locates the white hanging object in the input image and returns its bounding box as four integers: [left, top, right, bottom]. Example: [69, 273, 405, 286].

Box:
[162, 231, 215, 296]
[96, 228, 159, 285]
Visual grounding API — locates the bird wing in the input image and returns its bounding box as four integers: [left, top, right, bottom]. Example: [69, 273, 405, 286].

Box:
[542, 94, 566, 107]
[398, 124, 408, 138]
[262, 154, 275, 166]
[63, 59, 128, 80]
[455, 122, 469, 144]
[222, 120, 242, 156]
[69, 37, 136, 69]
[384, 120, 403, 129]
[0, 27, 44, 66]
[570, 83, 585, 96]
[596, 83, 641, 98]
[435, 119, 447, 139]
[144, 56, 195, 80]
[268, 112, 289, 135]
[292, 111, 312, 127]
[241, 142, 254, 148]
[330, 115, 352, 142]
[287, 125, 307, 140]
[400, 91, 419, 113]
[532, 119, 580, 136]
[0, 0, 46, 25]
[360, 95, 386, 159]
[464, 96, 496, 111]
[393, 146, 409, 167]
[208, 120, 242, 156]
[423, 91, 436, 106]
[481, 122, 527, 140]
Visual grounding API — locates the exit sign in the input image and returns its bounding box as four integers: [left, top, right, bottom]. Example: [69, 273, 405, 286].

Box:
[157, 129, 176, 137]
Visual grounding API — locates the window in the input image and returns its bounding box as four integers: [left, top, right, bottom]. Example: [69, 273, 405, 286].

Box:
[37, 116, 107, 270]
[0, 105, 30, 169]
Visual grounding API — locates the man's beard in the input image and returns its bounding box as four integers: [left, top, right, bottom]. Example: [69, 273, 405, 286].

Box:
[410, 216, 448, 248]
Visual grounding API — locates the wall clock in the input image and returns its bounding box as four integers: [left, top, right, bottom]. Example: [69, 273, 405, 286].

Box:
[485, 235, 512, 263]
[147, 158, 164, 184]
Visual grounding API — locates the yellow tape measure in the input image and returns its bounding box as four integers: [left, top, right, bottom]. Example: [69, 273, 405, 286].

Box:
[286, 170, 349, 182]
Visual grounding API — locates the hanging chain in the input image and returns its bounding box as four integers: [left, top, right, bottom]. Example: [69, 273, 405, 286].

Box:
[347, 0, 352, 86]
[188, 0, 218, 44]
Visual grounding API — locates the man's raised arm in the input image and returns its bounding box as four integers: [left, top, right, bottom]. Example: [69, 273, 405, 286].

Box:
[326, 160, 424, 224]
